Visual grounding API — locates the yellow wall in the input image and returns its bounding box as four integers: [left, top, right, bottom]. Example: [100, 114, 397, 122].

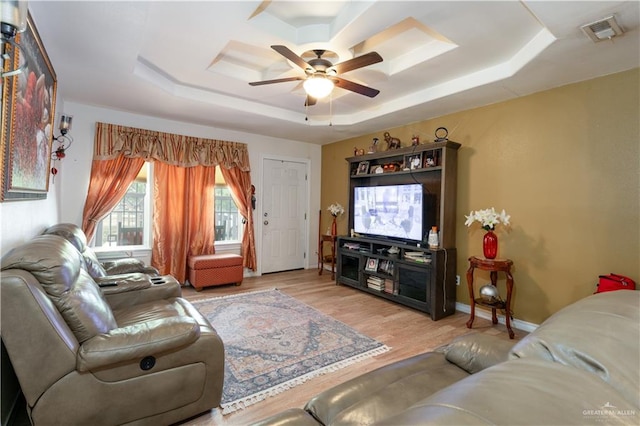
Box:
[321, 68, 639, 325]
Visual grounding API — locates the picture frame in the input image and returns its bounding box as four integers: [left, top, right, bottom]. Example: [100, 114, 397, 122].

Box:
[404, 153, 423, 170]
[356, 161, 370, 175]
[424, 150, 438, 167]
[365, 257, 379, 272]
[1, 12, 57, 201]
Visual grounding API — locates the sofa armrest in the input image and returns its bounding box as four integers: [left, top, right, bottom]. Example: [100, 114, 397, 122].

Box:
[95, 273, 152, 294]
[100, 274, 182, 309]
[444, 333, 515, 374]
[102, 258, 159, 276]
[76, 317, 200, 371]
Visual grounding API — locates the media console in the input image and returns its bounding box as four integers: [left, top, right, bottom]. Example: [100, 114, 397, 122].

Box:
[337, 236, 457, 320]
[338, 140, 460, 320]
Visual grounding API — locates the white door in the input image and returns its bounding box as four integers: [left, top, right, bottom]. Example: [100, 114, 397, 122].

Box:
[261, 159, 308, 274]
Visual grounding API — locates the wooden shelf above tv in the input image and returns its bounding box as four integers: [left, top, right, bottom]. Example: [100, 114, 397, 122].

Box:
[346, 140, 460, 249]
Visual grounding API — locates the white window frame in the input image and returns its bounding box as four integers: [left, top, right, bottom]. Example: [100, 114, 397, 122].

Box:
[92, 163, 153, 254]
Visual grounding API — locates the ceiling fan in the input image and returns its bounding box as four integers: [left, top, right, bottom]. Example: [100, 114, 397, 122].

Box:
[249, 45, 383, 106]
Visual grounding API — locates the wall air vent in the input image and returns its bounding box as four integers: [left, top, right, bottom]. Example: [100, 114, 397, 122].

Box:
[581, 16, 624, 42]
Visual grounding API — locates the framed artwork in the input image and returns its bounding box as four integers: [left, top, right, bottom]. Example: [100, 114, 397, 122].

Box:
[1, 12, 57, 201]
[356, 161, 370, 175]
[404, 153, 423, 170]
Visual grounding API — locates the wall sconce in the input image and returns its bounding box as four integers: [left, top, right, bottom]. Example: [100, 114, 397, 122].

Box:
[50, 115, 73, 180]
[1, 0, 29, 78]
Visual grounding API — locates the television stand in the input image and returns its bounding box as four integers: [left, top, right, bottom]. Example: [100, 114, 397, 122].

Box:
[336, 236, 456, 320]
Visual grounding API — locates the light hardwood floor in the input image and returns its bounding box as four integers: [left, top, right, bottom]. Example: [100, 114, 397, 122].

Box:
[178, 268, 523, 426]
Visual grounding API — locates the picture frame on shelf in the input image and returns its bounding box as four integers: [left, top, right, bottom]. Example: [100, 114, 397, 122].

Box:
[365, 257, 379, 272]
[356, 161, 370, 175]
[424, 150, 438, 167]
[404, 153, 423, 170]
[2, 12, 57, 201]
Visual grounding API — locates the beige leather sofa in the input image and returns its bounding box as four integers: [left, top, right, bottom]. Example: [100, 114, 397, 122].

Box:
[1, 234, 225, 425]
[254, 289, 640, 425]
[43, 223, 160, 278]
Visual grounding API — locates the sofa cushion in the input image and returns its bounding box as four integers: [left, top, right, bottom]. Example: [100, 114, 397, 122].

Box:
[305, 352, 469, 426]
[43, 223, 109, 277]
[56, 270, 118, 343]
[1, 235, 83, 292]
[444, 333, 515, 374]
[376, 358, 638, 425]
[509, 290, 640, 408]
[1, 235, 117, 343]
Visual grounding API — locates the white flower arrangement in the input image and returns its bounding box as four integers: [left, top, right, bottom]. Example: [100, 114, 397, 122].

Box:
[328, 203, 345, 217]
[465, 207, 510, 231]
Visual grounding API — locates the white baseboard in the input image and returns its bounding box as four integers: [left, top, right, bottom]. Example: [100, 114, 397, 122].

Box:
[455, 302, 539, 333]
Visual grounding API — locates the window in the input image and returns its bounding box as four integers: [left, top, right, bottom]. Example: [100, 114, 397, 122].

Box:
[215, 167, 242, 243]
[93, 163, 150, 248]
[92, 164, 240, 248]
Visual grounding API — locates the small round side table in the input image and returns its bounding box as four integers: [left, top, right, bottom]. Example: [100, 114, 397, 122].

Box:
[465, 256, 515, 339]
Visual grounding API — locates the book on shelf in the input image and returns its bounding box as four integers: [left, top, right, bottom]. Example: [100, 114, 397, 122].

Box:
[404, 251, 431, 262]
[378, 259, 394, 275]
[383, 279, 394, 294]
[367, 282, 385, 291]
[366, 275, 385, 290]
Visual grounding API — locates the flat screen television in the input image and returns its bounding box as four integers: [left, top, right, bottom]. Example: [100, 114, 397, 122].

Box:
[353, 183, 435, 244]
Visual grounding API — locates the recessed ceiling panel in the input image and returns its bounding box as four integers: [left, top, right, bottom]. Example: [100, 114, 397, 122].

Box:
[257, 0, 348, 27]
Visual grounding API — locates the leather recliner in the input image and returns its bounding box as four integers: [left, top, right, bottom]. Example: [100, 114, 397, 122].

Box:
[42, 223, 160, 278]
[1, 234, 225, 425]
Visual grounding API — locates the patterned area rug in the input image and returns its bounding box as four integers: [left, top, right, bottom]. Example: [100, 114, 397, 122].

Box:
[192, 288, 390, 414]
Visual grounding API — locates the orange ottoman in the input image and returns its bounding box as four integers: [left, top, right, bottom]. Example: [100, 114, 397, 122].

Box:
[188, 254, 244, 291]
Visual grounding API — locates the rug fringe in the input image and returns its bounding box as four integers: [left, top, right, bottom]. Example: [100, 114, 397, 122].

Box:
[220, 344, 391, 415]
[191, 287, 278, 303]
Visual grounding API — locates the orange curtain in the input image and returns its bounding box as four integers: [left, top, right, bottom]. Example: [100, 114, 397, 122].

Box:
[81, 155, 145, 242]
[152, 163, 216, 283]
[220, 166, 257, 270]
[88, 122, 257, 278]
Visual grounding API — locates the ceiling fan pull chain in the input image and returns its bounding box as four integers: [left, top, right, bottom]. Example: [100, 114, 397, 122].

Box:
[329, 93, 333, 127]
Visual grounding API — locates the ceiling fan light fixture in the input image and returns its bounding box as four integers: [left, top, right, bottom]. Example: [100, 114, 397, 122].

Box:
[303, 75, 334, 99]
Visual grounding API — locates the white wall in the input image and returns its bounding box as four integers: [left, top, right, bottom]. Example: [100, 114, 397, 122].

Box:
[57, 102, 322, 274]
[0, 191, 59, 256]
[0, 103, 64, 256]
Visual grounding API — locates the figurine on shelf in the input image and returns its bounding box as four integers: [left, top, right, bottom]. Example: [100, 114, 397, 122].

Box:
[384, 132, 401, 149]
[411, 135, 420, 146]
[368, 137, 379, 154]
[354, 147, 365, 156]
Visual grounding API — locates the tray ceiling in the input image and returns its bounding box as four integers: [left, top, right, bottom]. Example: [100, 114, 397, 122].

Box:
[27, 1, 639, 144]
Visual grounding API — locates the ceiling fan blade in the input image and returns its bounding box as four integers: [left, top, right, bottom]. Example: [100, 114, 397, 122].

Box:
[331, 52, 383, 74]
[271, 45, 313, 73]
[333, 77, 380, 98]
[305, 95, 317, 107]
[249, 76, 305, 86]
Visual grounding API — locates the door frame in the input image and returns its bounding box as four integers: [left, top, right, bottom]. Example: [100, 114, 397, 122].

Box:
[259, 154, 311, 275]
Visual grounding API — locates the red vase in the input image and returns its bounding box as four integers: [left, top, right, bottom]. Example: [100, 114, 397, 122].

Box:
[331, 217, 337, 236]
[483, 230, 498, 259]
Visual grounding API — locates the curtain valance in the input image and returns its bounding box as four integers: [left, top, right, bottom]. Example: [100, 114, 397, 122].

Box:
[94, 122, 250, 171]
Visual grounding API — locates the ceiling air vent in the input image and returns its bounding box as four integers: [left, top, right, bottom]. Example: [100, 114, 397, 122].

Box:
[581, 16, 624, 42]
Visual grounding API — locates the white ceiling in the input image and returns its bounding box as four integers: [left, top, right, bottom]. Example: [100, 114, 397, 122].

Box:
[27, 1, 640, 145]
